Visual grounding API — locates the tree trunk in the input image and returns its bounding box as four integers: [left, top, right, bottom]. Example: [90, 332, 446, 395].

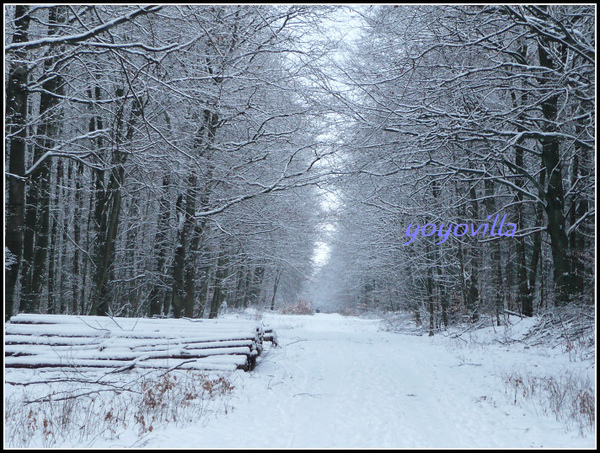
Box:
[484, 179, 504, 325]
[568, 110, 591, 298]
[270, 271, 281, 311]
[244, 266, 265, 308]
[537, 40, 573, 307]
[47, 160, 63, 314]
[466, 185, 480, 322]
[209, 251, 229, 319]
[513, 140, 533, 317]
[71, 161, 83, 314]
[5, 5, 31, 320]
[171, 194, 186, 318]
[183, 176, 199, 318]
[20, 6, 65, 314]
[91, 90, 141, 315]
[426, 265, 435, 337]
[148, 176, 171, 316]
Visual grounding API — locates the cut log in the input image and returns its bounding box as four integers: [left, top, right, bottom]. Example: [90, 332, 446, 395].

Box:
[5, 356, 249, 371]
[263, 328, 278, 346]
[5, 314, 275, 373]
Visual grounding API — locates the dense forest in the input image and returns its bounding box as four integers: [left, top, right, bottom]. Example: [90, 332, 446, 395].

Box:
[5, 5, 595, 329]
[319, 5, 595, 332]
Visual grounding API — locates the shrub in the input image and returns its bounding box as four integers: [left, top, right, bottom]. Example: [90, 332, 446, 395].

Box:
[504, 370, 595, 435]
[4, 370, 235, 447]
[280, 299, 315, 315]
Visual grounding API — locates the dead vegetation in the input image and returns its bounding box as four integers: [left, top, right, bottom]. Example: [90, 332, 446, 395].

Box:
[5, 369, 235, 447]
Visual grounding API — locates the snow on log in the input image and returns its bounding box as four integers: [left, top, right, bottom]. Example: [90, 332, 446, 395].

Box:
[5, 314, 276, 373]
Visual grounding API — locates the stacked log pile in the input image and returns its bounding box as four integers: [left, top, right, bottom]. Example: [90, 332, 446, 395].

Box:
[5, 314, 276, 372]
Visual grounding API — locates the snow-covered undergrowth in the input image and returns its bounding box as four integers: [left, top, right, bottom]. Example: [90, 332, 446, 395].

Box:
[503, 370, 594, 435]
[5, 310, 594, 448]
[279, 299, 316, 315]
[5, 368, 236, 448]
[381, 306, 596, 436]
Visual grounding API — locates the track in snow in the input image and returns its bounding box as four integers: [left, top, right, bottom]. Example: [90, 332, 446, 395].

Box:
[141, 313, 593, 448]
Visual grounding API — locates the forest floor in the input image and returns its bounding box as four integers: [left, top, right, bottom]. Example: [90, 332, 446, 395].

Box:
[6, 311, 595, 448]
[133, 311, 595, 448]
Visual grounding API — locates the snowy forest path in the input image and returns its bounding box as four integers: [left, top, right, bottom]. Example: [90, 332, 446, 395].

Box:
[147, 313, 587, 448]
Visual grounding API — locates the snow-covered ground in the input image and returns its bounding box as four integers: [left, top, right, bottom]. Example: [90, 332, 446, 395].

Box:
[5, 312, 595, 448]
